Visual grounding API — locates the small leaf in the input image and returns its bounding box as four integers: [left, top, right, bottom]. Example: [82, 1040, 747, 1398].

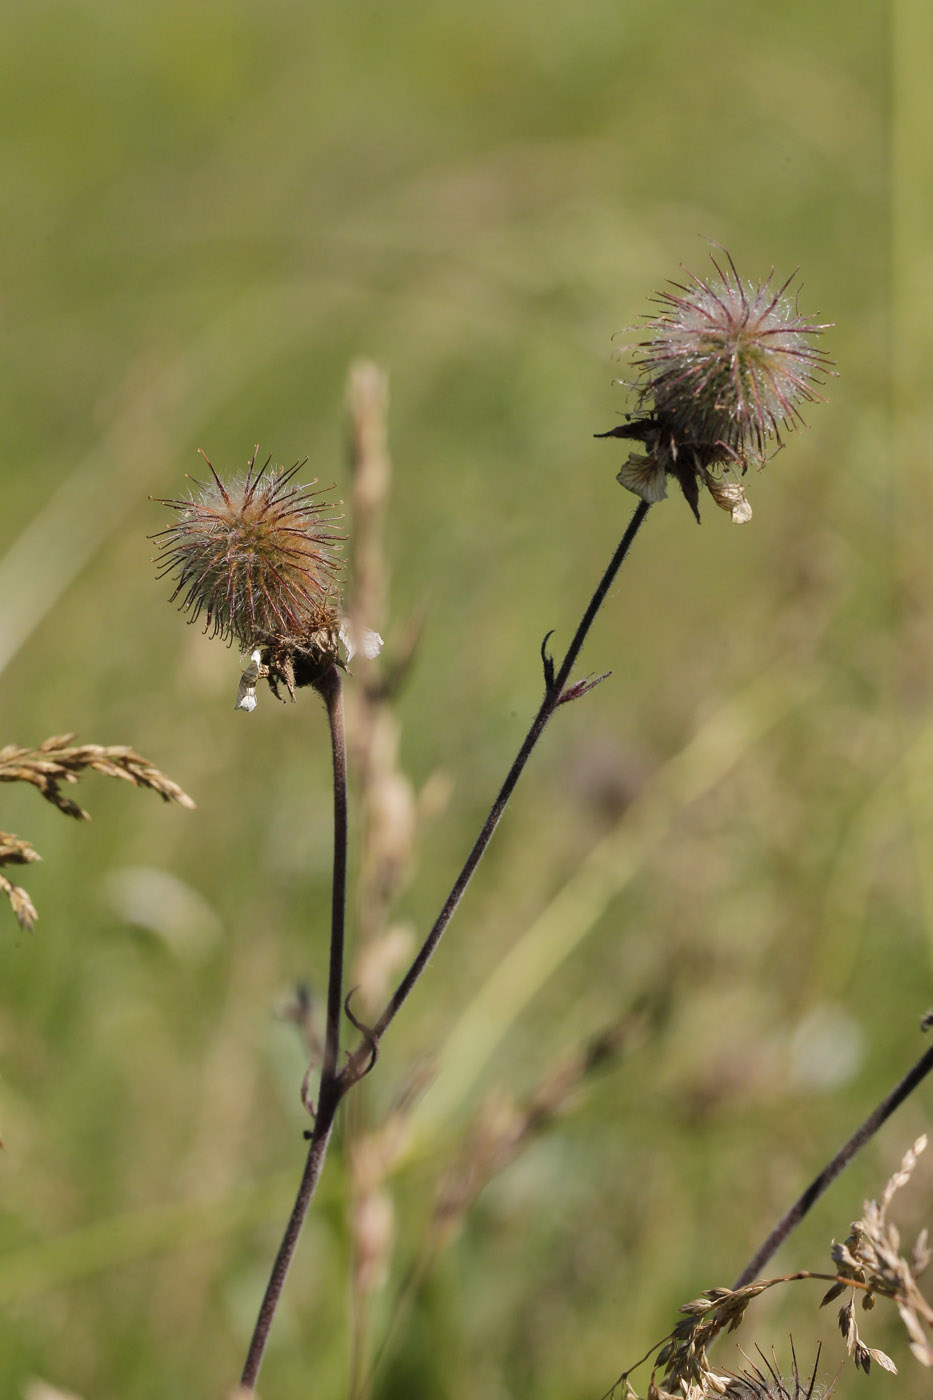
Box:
[557, 672, 611, 707]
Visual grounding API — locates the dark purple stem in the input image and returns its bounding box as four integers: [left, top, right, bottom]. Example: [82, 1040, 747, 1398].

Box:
[345, 498, 651, 1079]
[239, 499, 651, 1387]
[732, 1039, 933, 1289]
[239, 664, 347, 1391]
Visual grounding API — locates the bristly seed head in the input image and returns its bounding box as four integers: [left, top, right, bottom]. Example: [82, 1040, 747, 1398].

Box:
[152, 446, 344, 651]
[724, 1343, 833, 1400]
[638, 253, 832, 456]
[600, 251, 834, 524]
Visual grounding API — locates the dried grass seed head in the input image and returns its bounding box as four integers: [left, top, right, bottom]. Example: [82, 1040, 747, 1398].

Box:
[153, 447, 344, 651]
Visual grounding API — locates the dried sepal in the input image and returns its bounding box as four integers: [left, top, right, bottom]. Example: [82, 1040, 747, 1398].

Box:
[703, 471, 753, 525]
[616, 452, 668, 504]
[232, 618, 385, 712]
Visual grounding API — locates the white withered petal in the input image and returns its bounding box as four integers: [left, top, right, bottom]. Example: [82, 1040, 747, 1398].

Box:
[235, 650, 264, 713]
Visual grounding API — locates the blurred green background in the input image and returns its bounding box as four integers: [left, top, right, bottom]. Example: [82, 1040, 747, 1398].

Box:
[1, 0, 932, 1396]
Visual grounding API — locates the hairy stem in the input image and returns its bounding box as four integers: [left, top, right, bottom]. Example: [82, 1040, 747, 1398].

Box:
[239, 664, 348, 1391]
[344, 498, 651, 1082]
[732, 1038, 933, 1289]
[239, 1100, 339, 1391]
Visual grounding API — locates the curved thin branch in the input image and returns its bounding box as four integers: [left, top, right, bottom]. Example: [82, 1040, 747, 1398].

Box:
[732, 1037, 933, 1289]
[238, 502, 653, 1387]
[343, 499, 651, 1082]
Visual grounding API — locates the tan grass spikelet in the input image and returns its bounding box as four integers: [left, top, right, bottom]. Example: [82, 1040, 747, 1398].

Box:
[0, 734, 194, 930]
[824, 1134, 933, 1371]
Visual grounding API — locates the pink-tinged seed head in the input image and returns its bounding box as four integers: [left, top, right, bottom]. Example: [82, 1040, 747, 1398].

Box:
[636, 252, 833, 457]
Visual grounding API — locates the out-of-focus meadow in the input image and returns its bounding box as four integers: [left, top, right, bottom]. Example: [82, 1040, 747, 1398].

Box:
[1, 1, 932, 1396]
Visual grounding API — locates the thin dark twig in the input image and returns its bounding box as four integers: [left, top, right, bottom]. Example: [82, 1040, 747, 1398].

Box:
[732, 1039, 933, 1289]
[239, 664, 349, 1391]
[343, 498, 651, 1083]
[240, 1105, 338, 1391]
[239, 501, 651, 1386]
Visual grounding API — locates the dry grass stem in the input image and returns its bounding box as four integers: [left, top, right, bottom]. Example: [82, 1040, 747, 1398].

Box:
[346, 360, 391, 645]
[342, 360, 422, 1399]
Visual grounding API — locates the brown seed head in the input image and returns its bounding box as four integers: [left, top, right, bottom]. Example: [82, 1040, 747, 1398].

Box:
[152, 447, 344, 650]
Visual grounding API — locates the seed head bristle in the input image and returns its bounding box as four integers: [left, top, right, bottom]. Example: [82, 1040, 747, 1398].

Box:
[725, 1342, 830, 1399]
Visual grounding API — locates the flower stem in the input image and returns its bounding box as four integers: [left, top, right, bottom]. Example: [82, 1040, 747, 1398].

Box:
[239, 664, 348, 1391]
[238, 497, 651, 1387]
[239, 1105, 338, 1391]
[732, 1038, 933, 1289]
[344, 498, 651, 1081]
